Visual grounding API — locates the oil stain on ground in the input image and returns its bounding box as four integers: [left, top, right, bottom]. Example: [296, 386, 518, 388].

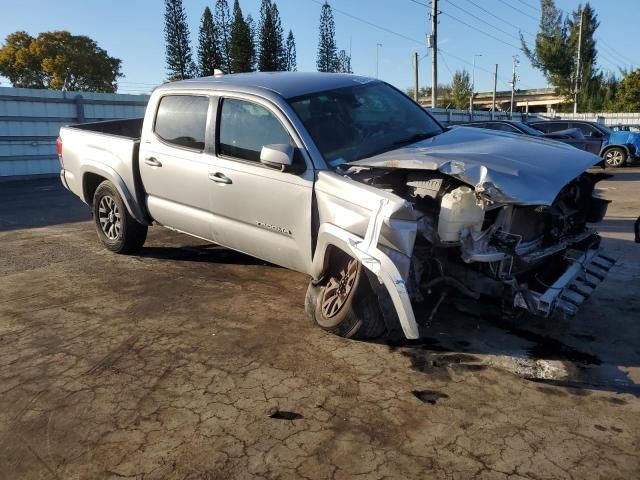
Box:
[412, 390, 449, 405]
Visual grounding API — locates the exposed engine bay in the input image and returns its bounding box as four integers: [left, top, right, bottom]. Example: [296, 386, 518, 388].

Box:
[344, 165, 615, 324]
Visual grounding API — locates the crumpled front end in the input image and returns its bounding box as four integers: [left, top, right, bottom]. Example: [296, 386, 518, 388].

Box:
[334, 158, 613, 334]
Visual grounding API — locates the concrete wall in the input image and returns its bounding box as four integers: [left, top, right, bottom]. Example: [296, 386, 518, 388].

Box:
[0, 86, 148, 177]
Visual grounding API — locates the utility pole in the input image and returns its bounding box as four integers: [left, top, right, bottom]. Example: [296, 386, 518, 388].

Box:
[470, 53, 482, 118]
[413, 52, 419, 102]
[429, 0, 438, 108]
[492, 63, 498, 119]
[574, 9, 584, 114]
[375, 43, 382, 79]
[510, 55, 519, 119]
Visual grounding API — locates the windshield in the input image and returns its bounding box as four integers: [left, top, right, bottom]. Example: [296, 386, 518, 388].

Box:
[288, 82, 443, 168]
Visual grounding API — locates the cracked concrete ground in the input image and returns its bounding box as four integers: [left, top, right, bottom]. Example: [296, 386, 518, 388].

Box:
[1, 170, 639, 479]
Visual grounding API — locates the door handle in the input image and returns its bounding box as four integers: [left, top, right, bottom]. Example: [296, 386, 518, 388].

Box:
[208, 172, 232, 184]
[144, 157, 162, 167]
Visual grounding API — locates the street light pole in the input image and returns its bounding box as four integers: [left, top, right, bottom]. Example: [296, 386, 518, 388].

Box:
[375, 43, 382, 79]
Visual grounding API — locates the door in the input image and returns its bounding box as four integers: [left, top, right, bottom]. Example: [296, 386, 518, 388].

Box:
[139, 94, 217, 240]
[204, 96, 315, 273]
[569, 122, 605, 154]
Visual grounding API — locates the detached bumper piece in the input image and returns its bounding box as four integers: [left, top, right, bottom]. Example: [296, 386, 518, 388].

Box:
[514, 248, 615, 317]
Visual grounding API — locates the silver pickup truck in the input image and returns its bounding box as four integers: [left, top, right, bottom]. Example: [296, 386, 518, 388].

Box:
[59, 72, 614, 340]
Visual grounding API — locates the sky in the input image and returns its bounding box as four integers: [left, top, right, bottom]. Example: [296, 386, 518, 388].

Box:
[0, 0, 637, 95]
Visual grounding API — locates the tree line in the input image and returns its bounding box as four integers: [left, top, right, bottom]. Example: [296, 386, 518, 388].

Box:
[165, 0, 352, 81]
[165, 0, 296, 79]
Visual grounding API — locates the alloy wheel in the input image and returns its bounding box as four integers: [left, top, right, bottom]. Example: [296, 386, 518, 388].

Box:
[98, 195, 122, 240]
[321, 258, 359, 318]
[605, 149, 624, 167]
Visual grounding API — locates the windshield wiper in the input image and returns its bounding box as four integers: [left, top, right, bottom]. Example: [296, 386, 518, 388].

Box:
[392, 131, 438, 146]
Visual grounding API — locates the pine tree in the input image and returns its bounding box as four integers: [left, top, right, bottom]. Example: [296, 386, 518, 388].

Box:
[521, 0, 606, 110]
[246, 14, 257, 71]
[164, 0, 196, 80]
[336, 49, 351, 73]
[198, 6, 222, 76]
[230, 0, 253, 73]
[317, 1, 338, 72]
[567, 4, 601, 109]
[450, 69, 472, 109]
[284, 30, 297, 71]
[214, 0, 232, 73]
[271, 3, 286, 71]
[258, 0, 279, 71]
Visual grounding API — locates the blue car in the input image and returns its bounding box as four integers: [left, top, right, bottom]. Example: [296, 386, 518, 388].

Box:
[529, 120, 639, 168]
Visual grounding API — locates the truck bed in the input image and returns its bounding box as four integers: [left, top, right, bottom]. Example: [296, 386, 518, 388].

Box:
[59, 118, 148, 223]
[67, 118, 144, 139]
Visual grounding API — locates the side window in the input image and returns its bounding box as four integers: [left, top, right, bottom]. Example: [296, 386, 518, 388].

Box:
[218, 98, 292, 162]
[154, 95, 209, 150]
[570, 122, 600, 137]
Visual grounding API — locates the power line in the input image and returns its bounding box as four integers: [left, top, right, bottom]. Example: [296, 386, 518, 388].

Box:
[597, 37, 634, 65]
[439, 50, 455, 77]
[461, 0, 536, 38]
[438, 48, 510, 84]
[597, 38, 634, 67]
[442, 0, 522, 42]
[310, 0, 424, 46]
[408, 0, 528, 50]
[495, 0, 539, 22]
[440, 11, 521, 49]
[513, 0, 539, 13]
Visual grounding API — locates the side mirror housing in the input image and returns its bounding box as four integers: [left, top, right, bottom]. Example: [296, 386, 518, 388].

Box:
[260, 144, 298, 172]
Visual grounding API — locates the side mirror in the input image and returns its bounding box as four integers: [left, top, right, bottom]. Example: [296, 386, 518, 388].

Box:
[260, 144, 295, 171]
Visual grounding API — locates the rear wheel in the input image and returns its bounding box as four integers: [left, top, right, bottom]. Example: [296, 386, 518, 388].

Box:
[306, 254, 385, 339]
[92, 180, 147, 254]
[603, 147, 626, 168]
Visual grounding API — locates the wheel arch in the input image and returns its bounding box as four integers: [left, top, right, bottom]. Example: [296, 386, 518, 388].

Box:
[600, 143, 632, 159]
[80, 163, 150, 225]
[311, 222, 420, 339]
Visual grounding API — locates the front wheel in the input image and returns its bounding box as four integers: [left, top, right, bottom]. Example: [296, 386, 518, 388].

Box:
[306, 254, 385, 339]
[603, 147, 627, 168]
[92, 180, 147, 254]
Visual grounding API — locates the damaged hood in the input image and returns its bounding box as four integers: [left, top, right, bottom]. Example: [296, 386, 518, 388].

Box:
[347, 126, 603, 205]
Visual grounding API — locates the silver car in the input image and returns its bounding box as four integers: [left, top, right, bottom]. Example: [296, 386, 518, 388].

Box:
[58, 72, 614, 340]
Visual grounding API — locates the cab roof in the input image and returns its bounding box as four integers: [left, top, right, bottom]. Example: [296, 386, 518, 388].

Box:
[156, 72, 378, 100]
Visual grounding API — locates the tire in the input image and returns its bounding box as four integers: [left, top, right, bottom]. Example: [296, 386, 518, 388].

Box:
[306, 254, 385, 340]
[603, 147, 626, 168]
[92, 180, 147, 254]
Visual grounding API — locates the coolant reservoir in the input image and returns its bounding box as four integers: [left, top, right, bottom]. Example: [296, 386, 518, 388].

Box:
[437, 186, 485, 242]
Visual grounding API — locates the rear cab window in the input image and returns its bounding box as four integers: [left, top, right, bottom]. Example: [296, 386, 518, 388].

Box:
[154, 95, 210, 150]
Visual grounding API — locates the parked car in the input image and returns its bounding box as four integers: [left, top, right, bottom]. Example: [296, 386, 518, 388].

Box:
[529, 119, 640, 167]
[461, 120, 587, 150]
[611, 124, 640, 132]
[58, 72, 614, 340]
